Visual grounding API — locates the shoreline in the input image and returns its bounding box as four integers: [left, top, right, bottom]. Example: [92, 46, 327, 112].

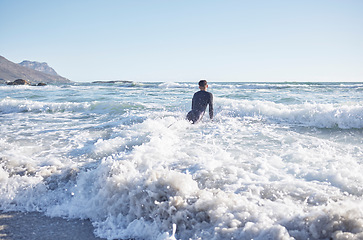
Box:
[0, 211, 106, 240]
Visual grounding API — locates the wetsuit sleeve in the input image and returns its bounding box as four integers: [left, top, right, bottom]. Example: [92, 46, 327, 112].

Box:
[191, 93, 196, 110]
[209, 93, 214, 119]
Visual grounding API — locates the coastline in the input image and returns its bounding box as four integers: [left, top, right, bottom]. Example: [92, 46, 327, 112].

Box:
[0, 211, 105, 240]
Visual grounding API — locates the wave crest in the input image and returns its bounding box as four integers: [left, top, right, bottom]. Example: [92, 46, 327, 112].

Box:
[219, 98, 363, 129]
[0, 98, 146, 115]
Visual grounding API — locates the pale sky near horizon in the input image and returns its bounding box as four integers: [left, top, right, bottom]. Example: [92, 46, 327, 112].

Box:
[1, 0, 362, 82]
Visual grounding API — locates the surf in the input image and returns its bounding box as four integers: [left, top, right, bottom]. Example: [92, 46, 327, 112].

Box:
[0, 82, 363, 239]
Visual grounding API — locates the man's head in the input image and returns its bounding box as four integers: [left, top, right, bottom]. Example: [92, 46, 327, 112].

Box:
[199, 80, 208, 90]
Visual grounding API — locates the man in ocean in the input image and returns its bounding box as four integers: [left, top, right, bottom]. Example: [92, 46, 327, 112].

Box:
[186, 80, 214, 124]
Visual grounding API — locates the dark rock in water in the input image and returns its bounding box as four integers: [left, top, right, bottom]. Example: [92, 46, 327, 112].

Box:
[6, 79, 47, 86]
[7, 79, 31, 85]
[7, 79, 47, 86]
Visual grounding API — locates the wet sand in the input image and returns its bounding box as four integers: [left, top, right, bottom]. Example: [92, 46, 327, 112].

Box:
[0, 211, 106, 240]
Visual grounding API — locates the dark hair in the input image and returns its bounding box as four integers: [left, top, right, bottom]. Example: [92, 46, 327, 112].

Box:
[199, 80, 207, 87]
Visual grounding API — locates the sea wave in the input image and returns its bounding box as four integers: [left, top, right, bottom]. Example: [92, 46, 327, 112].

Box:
[158, 82, 193, 89]
[1, 108, 363, 239]
[1, 82, 363, 239]
[218, 98, 363, 129]
[0, 97, 147, 115]
[1, 114, 362, 239]
[211, 82, 363, 90]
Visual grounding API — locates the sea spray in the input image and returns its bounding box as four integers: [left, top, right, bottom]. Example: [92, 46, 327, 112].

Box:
[1, 82, 363, 239]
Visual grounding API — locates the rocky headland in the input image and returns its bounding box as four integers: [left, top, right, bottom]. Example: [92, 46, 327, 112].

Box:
[18, 60, 59, 76]
[0, 56, 71, 85]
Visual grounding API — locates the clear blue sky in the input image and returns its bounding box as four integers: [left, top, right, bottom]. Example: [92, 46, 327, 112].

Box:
[1, 0, 362, 82]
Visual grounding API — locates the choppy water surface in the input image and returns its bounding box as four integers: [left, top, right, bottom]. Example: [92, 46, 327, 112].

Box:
[0, 82, 363, 239]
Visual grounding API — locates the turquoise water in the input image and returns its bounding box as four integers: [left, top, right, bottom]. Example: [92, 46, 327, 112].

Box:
[0, 82, 363, 239]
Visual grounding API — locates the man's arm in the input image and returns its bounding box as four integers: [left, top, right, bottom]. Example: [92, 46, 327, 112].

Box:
[191, 93, 196, 110]
[209, 93, 214, 119]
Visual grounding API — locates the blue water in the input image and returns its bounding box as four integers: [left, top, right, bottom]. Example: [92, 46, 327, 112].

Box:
[0, 82, 363, 239]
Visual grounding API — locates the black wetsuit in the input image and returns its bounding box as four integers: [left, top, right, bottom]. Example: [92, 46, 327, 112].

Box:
[187, 90, 213, 124]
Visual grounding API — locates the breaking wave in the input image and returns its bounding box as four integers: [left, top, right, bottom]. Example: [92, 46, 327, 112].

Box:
[218, 98, 363, 129]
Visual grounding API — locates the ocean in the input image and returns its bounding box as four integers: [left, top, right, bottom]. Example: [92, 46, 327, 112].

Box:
[0, 82, 362, 240]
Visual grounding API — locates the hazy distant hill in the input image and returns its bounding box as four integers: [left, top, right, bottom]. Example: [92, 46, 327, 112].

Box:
[19, 60, 59, 76]
[0, 56, 71, 84]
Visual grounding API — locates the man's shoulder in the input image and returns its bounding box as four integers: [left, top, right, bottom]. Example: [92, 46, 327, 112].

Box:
[194, 90, 204, 95]
[195, 90, 212, 94]
[205, 91, 213, 97]
[194, 90, 213, 98]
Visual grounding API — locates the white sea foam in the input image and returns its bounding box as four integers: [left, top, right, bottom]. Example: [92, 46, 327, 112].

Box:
[0, 97, 150, 116]
[0, 82, 362, 239]
[158, 82, 193, 89]
[2, 96, 362, 129]
[217, 97, 363, 129]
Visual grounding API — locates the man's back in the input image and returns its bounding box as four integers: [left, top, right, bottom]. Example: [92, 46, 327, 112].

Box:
[192, 90, 213, 117]
[186, 80, 214, 124]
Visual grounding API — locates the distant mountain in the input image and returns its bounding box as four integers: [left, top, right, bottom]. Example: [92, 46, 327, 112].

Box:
[0, 56, 71, 84]
[19, 60, 59, 76]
